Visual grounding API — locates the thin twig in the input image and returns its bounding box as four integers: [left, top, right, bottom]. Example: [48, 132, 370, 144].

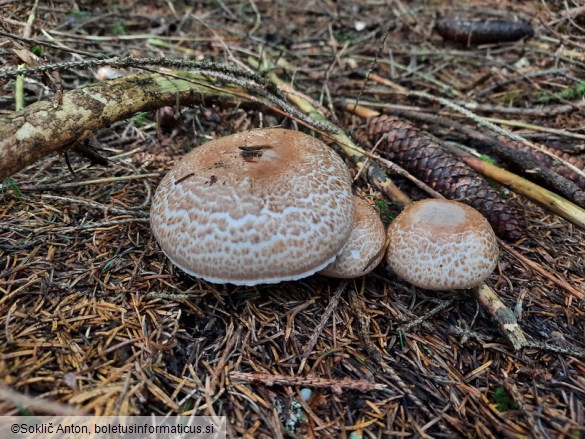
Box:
[229, 371, 387, 393]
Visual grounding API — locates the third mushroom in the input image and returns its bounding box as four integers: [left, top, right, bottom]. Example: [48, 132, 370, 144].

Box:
[386, 199, 499, 290]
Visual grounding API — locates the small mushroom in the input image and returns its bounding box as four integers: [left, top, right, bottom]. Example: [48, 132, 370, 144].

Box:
[320, 196, 386, 279]
[150, 128, 355, 286]
[386, 199, 499, 290]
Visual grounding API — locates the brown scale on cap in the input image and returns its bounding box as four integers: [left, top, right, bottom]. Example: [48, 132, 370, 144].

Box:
[150, 128, 355, 286]
[386, 199, 499, 290]
[320, 196, 386, 279]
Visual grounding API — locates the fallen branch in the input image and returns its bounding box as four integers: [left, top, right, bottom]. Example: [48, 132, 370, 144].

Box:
[229, 371, 387, 393]
[0, 58, 335, 181]
[451, 150, 585, 232]
[472, 284, 526, 350]
[0, 73, 233, 180]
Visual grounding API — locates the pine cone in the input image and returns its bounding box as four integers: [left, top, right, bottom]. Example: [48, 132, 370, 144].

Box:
[367, 115, 524, 241]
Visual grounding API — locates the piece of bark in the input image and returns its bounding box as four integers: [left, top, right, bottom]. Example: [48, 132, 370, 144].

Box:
[495, 135, 585, 189]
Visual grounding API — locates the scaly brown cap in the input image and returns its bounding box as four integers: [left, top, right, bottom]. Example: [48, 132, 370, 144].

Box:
[150, 128, 355, 285]
[320, 196, 386, 279]
[386, 199, 499, 290]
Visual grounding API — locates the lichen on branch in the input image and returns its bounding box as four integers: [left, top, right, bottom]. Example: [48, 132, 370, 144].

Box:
[0, 63, 331, 181]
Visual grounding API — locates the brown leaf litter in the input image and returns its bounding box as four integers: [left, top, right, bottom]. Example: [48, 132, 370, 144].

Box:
[0, 1, 584, 437]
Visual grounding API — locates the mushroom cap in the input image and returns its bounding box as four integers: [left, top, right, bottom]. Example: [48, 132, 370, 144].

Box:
[386, 199, 499, 290]
[320, 196, 386, 279]
[150, 128, 355, 286]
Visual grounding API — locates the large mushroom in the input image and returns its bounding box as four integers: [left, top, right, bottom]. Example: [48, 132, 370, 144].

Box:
[386, 199, 499, 290]
[319, 196, 386, 279]
[150, 128, 355, 286]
